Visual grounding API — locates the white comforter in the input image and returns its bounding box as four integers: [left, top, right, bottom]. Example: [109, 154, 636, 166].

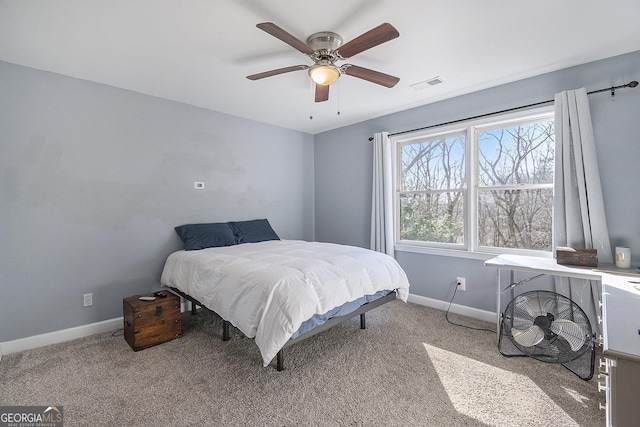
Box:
[160, 240, 410, 366]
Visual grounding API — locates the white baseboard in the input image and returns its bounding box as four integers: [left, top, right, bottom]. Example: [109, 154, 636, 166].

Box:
[0, 297, 491, 360]
[407, 293, 497, 323]
[0, 301, 192, 360]
[0, 317, 123, 359]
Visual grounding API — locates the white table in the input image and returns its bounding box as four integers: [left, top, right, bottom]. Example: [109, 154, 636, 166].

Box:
[484, 254, 606, 334]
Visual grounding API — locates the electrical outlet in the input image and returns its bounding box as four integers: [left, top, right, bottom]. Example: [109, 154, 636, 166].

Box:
[456, 277, 466, 292]
[83, 293, 93, 307]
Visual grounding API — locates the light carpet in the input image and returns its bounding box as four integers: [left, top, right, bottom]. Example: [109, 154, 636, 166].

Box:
[0, 301, 605, 426]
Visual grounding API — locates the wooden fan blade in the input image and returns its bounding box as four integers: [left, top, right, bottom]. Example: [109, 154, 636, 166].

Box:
[246, 65, 308, 80]
[336, 23, 399, 59]
[315, 84, 329, 102]
[342, 64, 399, 88]
[256, 22, 315, 55]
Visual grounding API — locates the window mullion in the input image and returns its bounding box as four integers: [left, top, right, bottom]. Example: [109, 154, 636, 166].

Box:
[467, 126, 478, 252]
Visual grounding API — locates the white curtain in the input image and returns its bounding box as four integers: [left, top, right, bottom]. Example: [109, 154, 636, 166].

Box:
[553, 87, 612, 337]
[370, 132, 395, 256]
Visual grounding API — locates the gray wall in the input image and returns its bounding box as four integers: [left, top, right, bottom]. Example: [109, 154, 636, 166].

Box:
[0, 61, 314, 342]
[3, 50, 638, 343]
[315, 51, 640, 312]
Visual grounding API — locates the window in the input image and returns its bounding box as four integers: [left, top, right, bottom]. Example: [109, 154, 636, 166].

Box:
[398, 132, 466, 244]
[394, 107, 554, 255]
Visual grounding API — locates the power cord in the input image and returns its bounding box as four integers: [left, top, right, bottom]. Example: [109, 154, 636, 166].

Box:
[445, 281, 496, 333]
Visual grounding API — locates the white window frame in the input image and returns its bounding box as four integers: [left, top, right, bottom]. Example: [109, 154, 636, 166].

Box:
[392, 106, 555, 260]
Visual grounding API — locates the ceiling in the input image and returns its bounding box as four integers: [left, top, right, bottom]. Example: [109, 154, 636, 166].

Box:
[1, 0, 639, 135]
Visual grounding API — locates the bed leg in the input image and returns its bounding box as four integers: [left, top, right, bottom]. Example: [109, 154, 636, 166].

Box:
[222, 320, 230, 341]
[277, 350, 284, 371]
[190, 301, 197, 315]
[360, 313, 366, 329]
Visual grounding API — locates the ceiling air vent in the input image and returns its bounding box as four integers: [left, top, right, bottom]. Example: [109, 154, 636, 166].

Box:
[410, 76, 444, 91]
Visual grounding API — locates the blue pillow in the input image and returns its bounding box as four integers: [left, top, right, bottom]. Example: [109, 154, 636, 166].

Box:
[174, 222, 237, 250]
[229, 219, 280, 244]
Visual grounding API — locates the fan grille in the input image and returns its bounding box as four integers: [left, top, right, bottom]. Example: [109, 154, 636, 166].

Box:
[502, 290, 592, 364]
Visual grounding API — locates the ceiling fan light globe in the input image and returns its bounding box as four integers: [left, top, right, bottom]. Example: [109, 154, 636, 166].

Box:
[309, 65, 340, 86]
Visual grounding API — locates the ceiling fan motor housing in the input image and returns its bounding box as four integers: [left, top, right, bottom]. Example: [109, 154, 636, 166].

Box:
[306, 31, 343, 54]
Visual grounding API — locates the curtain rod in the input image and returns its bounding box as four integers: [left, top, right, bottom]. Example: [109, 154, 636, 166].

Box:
[368, 80, 638, 141]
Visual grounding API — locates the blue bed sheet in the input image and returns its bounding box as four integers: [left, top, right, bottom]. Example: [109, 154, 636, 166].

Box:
[290, 290, 393, 339]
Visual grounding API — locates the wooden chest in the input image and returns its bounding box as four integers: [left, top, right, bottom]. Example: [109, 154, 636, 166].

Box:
[556, 246, 598, 267]
[123, 292, 182, 351]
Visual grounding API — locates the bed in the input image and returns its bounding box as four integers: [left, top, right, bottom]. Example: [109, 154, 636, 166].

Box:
[160, 219, 410, 370]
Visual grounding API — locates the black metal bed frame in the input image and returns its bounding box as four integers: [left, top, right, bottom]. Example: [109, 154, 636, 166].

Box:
[169, 287, 397, 371]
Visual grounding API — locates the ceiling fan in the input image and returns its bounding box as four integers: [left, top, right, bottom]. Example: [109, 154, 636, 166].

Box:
[246, 22, 400, 102]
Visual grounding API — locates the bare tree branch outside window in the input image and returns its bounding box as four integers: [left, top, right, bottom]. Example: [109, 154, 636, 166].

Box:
[399, 135, 465, 243]
[477, 121, 554, 250]
[397, 117, 554, 251]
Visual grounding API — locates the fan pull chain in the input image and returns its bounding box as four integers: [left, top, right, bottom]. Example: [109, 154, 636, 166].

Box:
[309, 79, 314, 120]
[336, 79, 341, 116]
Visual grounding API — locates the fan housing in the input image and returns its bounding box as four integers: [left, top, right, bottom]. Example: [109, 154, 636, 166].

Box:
[306, 32, 343, 85]
[307, 31, 343, 52]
